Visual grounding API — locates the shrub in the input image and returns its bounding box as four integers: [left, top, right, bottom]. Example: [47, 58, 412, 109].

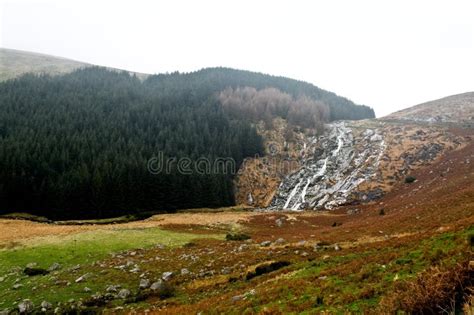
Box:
[226, 233, 251, 241]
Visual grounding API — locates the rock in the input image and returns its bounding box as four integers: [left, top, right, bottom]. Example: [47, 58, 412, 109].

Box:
[274, 238, 286, 245]
[117, 289, 131, 299]
[150, 280, 164, 291]
[301, 252, 309, 257]
[12, 283, 23, 290]
[237, 244, 248, 252]
[69, 265, 81, 271]
[25, 263, 37, 269]
[18, 299, 34, 313]
[221, 267, 231, 275]
[75, 273, 91, 283]
[162, 271, 174, 281]
[275, 218, 284, 227]
[54, 307, 62, 314]
[149, 280, 174, 298]
[155, 243, 166, 249]
[334, 244, 341, 251]
[297, 240, 307, 246]
[129, 265, 140, 273]
[139, 278, 150, 289]
[346, 208, 360, 215]
[231, 295, 243, 302]
[83, 287, 92, 293]
[260, 241, 272, 247]
[40, 301, 52, 310]
[0, 276, 5, 282]
[106, 284, 121, 293]
[180, 268, 190, 276]
[47, 263, 62, 272]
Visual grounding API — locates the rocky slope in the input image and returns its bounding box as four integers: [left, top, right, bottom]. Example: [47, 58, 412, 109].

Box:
[385, 92, 474, 125]
[236, 93, 473, 210]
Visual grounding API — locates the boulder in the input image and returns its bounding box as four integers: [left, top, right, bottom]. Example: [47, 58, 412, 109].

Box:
[139, 278, 150, 289]
[161, 271, 173, 281]
[18, 300, 34, 314]
[117, 289, 131, 299]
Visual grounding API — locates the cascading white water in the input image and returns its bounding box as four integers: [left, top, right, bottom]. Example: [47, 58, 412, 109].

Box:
[271, 121, 386, 211]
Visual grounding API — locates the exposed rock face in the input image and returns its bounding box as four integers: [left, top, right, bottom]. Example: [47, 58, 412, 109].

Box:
[236, 98, 470, 211]
[268, 120, 467, 210]
[270, 122, 386, 210]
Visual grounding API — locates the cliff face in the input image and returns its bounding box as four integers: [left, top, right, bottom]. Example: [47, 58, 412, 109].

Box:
[235, 97, 472, 210]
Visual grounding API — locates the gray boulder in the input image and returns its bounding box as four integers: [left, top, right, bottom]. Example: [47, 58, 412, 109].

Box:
[18, 300, 34, 314]
[117, 289, 131, 299]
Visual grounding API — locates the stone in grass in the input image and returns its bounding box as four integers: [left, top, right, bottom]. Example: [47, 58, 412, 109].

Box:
[47, 263, 62, 272]
[139, 278, 150, 289]
[180, 268, 190, 276]
[274, 238, 286, 245]
[161, 271, 174, 281]
[75, 273, 91, 283]
[117, 289, 131, 299]
[12, 283, 23, 290]
[40, 301, 52, 311]
[18, 299, 34, 314]
[83, 287, 92, 293]
[260, 241, 272, 247]
[106, 284, 121, 293]
[150, 280, 175, 299]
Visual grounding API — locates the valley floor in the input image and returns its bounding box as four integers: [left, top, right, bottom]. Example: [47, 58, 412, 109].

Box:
[0, 138, 473, 314]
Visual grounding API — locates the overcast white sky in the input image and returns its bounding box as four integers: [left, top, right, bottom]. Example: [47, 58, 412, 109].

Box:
[1, 0, 474, 117]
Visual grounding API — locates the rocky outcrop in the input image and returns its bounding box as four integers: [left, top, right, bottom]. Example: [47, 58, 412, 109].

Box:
[270, 122, 386, 210]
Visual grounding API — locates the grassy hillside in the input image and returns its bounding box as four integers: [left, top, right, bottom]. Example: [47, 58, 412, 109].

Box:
[384, 92, 474, 126]
[0, 48, 90, 81]
[0, 48, 149, 81]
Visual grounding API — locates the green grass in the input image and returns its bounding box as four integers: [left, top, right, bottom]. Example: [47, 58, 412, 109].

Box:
[0, 227, 221, 273]
[245, 226, 473, 313]
[0, 227, 223, 309]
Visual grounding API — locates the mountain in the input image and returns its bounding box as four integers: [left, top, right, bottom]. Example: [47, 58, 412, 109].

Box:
[0, 48, 90, 81]
[238, 92, 473, 209]
[0, 58, 374, 219]
[0, 48, 148, 81]
[385, 92, 474, 126]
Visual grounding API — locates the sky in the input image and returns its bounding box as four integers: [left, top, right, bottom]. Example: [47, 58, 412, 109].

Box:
[1, 0, 474, 117]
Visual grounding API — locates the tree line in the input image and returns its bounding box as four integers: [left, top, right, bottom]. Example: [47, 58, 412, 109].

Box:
[0, 67, 374, 219]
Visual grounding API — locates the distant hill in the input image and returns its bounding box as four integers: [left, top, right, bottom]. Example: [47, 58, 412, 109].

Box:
[147, 67, 375, 121]
[0, 48, 148, 81]
[384, 92, 474, 125]
[0, 48, 90, 81]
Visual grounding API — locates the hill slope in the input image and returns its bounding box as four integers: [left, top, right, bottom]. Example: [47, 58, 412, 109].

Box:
[0, 48, 149, 81]
[237, 92, 473, 209]
[0, 66, 374, 219]
[384, 92, 474, 125]
[0, 48, 90, 81]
